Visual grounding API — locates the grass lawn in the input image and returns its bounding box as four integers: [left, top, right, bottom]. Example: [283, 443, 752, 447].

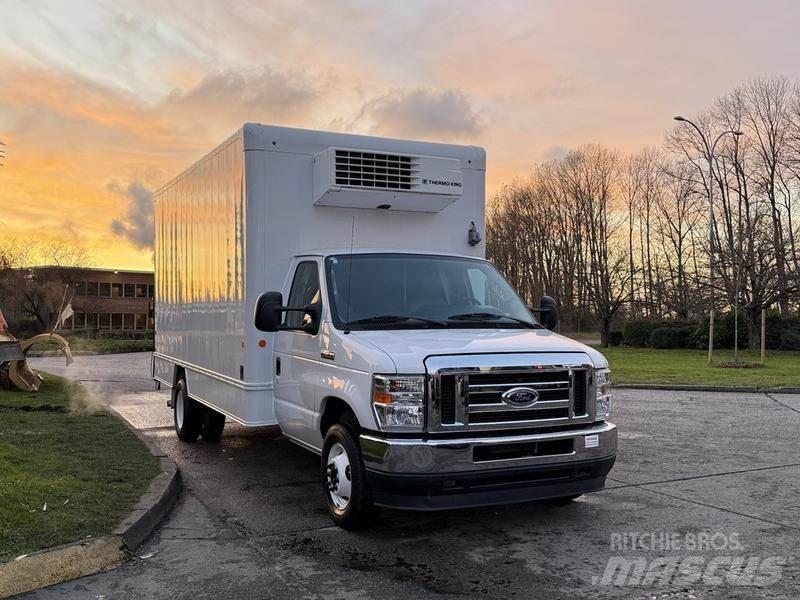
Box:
[26, 336, 154, 356]
[596, 347, 800, 388]
[0, 375, 159, 561]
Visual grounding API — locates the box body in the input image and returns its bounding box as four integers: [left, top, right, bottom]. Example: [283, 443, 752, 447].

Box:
[153, 123, 486, 425]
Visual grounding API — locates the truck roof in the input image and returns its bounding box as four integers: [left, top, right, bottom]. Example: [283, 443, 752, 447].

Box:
[294, 248, 489, 260]
[242, 123, 486, 170]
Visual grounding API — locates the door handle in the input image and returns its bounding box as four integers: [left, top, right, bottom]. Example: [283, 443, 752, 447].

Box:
[320, 350, 335, 361]
[275, 356, 281, 376]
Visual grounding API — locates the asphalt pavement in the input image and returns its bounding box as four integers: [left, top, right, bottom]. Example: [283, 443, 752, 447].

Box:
[21, 352, 800, 599]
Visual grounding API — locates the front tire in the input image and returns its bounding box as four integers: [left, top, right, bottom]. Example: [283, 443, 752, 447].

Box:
[173, 379, 202, 442]
[322, 424, 377, 529]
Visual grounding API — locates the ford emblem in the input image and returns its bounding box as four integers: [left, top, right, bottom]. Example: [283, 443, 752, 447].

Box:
[501, 387, 540, 408]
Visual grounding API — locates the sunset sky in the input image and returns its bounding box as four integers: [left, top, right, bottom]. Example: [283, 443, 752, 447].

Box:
[2, 0, 800, 270]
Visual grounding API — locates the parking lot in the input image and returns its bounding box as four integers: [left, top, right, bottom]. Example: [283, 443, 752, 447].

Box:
[25, 353, 800, 599]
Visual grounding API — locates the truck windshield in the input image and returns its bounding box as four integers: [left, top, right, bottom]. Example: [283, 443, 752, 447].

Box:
[324, 253, 539, 330]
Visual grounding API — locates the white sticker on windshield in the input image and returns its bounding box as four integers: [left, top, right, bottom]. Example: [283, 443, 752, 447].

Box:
[585, 435, 599, 448]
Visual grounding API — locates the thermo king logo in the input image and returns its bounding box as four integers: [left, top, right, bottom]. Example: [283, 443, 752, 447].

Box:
[422, 178, 462, 187]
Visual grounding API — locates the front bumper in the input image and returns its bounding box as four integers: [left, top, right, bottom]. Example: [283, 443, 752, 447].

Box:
[360, 421, 617, 510]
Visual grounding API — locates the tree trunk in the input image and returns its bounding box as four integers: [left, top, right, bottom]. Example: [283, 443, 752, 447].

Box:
[600, 317, 611, 348]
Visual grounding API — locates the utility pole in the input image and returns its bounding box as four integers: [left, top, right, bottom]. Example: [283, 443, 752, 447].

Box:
[673, 117, 742, 364]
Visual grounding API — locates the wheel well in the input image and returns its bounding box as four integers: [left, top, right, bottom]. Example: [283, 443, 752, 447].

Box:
[320, 396, 358, 436]
[173, 366, 186, 387]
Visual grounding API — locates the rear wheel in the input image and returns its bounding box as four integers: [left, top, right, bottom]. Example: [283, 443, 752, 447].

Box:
[173, 379, 202, 442]
[322, 424, 378, 529]
[201, 407, 226, 442]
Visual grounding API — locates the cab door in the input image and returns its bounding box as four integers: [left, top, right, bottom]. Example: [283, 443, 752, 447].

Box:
[273, 260, 323, 447]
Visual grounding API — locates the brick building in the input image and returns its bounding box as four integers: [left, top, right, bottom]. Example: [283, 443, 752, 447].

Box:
[62, 267, 155, 332]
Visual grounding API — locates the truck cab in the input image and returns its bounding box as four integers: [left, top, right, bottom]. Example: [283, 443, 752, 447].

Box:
[255, 249, 616, 528]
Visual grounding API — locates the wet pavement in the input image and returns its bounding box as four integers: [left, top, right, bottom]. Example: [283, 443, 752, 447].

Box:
[20, 352, 800, 599]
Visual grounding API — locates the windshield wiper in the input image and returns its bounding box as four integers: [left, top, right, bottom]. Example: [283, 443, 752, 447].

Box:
[348, 315, 448, 328]
[447, 312, 539, 329]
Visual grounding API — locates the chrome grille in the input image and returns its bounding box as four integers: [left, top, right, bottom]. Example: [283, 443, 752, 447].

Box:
[466, 370, 572, 424]
[428, 358, 593, 432]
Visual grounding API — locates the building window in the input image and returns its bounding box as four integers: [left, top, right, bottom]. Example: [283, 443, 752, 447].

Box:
[86, 313, 98, 330]
[123, 313, 135, 330]
[135, 284, 147, 298]
[111, 313, 123, 329]
[99, 282, 111, 297]
[86, 281, 98, 297]
[111, 283, 123, 298]
[124, 283, 135, 298]
[73, 281, 87, 296]
[147, 284, 155, 299]
[134, 313, 147, 330]
[73, 312, 86, 329]
[99, 313, 111, 329]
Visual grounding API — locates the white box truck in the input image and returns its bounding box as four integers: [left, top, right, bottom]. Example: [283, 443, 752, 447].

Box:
[153, 123, 616, 529]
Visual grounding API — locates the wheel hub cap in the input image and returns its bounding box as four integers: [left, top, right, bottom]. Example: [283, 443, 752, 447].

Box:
[325, 442, 352, 511]
[175, 389, 184, 429]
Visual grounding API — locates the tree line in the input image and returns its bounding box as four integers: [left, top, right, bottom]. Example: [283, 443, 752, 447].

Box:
[487, 75, 800, 346]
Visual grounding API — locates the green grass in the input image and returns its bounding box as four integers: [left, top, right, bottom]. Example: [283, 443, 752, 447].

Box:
[596, 347, 800, 387]
[27, 336, 154, 356]
[0, 375, 159, 561]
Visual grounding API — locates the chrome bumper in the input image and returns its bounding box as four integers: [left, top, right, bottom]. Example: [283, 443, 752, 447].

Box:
[360, 421, 617, 475]
[360, 422, 617, 510]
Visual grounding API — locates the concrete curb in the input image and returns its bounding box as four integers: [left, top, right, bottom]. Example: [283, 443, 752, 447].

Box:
[615, 383, 800, 394]
[106, 404, 182, 552]
[0, 407, 180, 598]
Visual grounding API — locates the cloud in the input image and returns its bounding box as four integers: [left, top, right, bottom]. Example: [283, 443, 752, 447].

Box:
[542, 145, 568, 161]
[357, 88, 483, 140]
[161, 67, 317, 124]
[109, 182, 154, 250]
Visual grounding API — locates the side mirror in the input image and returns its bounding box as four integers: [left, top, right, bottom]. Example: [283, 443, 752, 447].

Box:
[301, 301, 321, 335]
[254, 292, 322, 335]
[254, 291, 284, 332]
[538, 295, 558, 330]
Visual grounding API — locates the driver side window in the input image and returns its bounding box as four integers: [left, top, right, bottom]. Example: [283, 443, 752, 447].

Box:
[285, 261, 320, 329]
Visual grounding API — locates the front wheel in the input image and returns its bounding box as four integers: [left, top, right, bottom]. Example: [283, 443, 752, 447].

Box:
[322, 424, 378, 529]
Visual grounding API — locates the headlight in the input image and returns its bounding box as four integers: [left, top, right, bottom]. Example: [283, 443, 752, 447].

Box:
[595, 368, 611, 419]
[372, 375, 425, 432]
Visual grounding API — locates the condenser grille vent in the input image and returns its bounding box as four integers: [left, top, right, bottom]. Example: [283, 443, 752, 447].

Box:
[335, 150, 418, 191]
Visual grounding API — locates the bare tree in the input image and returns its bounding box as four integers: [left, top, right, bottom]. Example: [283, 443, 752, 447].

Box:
[0, 237, 92, 333]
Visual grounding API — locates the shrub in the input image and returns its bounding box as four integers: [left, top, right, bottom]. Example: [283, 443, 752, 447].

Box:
[623, 319, 695, 347]
[779, 330, 800, 351]
[764, 311, 800, 350]
[622, 319, 660, 347]
[692, 313, 749, 350]
[650, 326, 695, 349]
[608, 330, 623, 346]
